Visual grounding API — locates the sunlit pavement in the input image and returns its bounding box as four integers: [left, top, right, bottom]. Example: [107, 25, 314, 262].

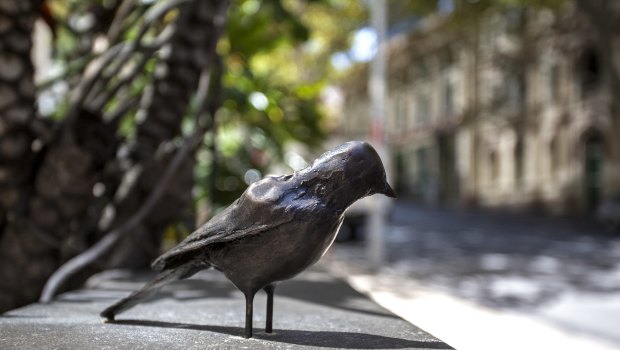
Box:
[325, 202, 620, 350]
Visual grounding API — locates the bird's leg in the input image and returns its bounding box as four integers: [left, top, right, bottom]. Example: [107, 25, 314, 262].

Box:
[244, 292, 255, 338]
[264, 284, 276, 333]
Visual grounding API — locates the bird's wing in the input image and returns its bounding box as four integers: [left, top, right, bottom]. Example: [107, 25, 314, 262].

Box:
[151, 179, 296, 271]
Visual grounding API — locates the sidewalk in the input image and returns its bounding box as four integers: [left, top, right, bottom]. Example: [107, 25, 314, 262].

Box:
[326, 263, 620, 350]
[323, 200, 620, 350]
[0, 266, 451, 350]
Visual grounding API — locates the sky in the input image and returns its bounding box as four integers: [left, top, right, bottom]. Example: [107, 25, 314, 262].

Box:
[330, 26, 377, 71]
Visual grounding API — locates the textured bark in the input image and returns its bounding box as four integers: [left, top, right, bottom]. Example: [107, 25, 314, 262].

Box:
[0, 0, 229, 312]
[104, 149, 196, 269]
[108, 0, 229, 267]
[0, 0, 47, 312]
[0, 112, 120, 312]
[0, 0, 41, 215]
[134, 0, 227, 159]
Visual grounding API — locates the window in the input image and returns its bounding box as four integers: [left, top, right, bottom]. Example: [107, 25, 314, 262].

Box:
[440, 49, 454, 117]
[514, 138, 524, 186]
[414, 60, 429, 80]
[549, 137, 559, 175]
[489, 151, 498, 183]
[549, 64, 560, 103]
[416, 93, 429, 126]
[395, 95, 407, 131]
[416, 147, 429, 195]
[443, 78, 454, 116]
[579, 47, 601, 96]
[506, 73, 524, 108]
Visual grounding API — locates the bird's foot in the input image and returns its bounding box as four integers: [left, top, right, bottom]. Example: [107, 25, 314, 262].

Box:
[101, 314, 115, 323]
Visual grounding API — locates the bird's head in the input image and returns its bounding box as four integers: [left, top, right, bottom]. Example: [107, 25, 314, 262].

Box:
[299, 141, 396, 210]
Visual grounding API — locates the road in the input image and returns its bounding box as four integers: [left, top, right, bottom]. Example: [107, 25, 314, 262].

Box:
[326, 202, 620, 349]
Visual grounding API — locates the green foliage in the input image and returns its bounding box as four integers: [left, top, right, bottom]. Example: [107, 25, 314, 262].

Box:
[195, 0, 366, 209]
[40, 0, 367, 213]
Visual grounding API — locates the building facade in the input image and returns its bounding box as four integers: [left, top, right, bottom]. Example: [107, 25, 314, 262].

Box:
[339, 4, 620, 214]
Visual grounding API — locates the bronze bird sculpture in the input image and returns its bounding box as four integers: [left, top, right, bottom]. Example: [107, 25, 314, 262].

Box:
[101, 141, 396, 338]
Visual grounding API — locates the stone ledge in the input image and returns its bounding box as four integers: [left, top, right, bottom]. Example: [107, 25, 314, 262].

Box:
[0, 266, 452, 349]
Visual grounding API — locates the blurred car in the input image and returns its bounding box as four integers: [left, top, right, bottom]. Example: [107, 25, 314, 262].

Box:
[597, 194, 620, 232]
[336, 196, 395, 242]
[336, 197, 371, 242]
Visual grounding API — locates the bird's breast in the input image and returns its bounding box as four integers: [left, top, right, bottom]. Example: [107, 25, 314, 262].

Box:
[206, 210, 343, 294]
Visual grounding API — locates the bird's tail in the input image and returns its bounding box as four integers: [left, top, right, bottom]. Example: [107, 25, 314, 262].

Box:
[100, 265, 196, 322]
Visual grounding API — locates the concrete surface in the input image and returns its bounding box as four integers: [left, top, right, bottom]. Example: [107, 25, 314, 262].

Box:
[0, 266, 451, 350]
[325, 201, 620, 350]
[332, 270, 620, 350]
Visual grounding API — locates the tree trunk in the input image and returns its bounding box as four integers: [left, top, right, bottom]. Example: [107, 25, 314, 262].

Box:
[0, 0, 49, 312]
[0, 0, 229, 312]
[107, 0, 229, 268]
[0, 0, 41, 219]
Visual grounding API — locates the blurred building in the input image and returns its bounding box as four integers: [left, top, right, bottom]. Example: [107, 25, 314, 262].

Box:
[338, 3, 620, 215]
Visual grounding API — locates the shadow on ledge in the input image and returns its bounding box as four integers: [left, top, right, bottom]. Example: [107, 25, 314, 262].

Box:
[113, 319, 452, 349]
[277, 278, 400, 320]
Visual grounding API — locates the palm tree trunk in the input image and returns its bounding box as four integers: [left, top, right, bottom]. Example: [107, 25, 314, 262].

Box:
[0, 0, 41, 216]
[0, 0, 48, 312]
[0, 0, 229, 312]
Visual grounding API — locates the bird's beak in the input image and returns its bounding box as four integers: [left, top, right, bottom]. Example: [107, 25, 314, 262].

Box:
[382, 182, 397, 198]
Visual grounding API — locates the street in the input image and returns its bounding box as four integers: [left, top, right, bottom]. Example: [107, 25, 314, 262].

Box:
[327, 202, 620, 349]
